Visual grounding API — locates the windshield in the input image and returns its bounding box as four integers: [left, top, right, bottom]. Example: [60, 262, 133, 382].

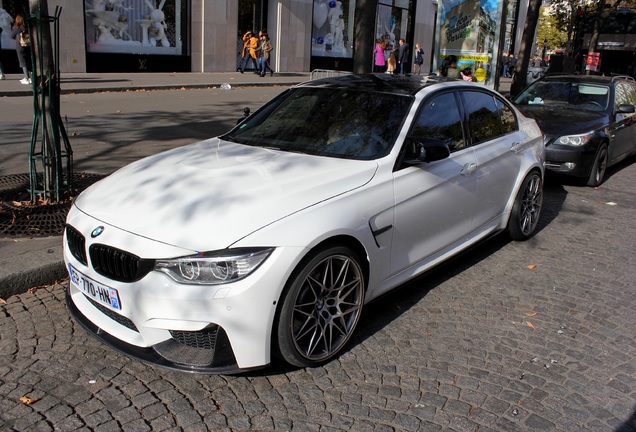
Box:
[222, 87, 413, 160]
[514, 81, 610, 112]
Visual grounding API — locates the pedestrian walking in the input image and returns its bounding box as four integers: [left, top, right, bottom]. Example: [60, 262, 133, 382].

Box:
[11, 14, 31, 84]
[501, 52, 510, 78]
[256, 33, 274, 77]
[413, 43, 424, 75]
[374, 39, 386, 73]
[508, 54, 518, 77]
[238, 31, 258, 74]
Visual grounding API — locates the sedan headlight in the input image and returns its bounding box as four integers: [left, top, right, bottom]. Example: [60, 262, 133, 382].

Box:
[556, 131, 594, 146]
[155, 248, 273, 285]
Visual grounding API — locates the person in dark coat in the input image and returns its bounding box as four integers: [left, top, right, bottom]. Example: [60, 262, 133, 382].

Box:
[11, 14, 31, 84]
[397, 38, 409, 74]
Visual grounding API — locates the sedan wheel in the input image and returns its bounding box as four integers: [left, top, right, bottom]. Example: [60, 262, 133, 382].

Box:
[508, 171, 543, 241]
[276, 246, 365, 367]
[587, 144, 609, 187]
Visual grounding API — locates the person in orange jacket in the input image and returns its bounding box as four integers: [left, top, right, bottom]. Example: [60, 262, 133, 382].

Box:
[239, 31, 259, 73]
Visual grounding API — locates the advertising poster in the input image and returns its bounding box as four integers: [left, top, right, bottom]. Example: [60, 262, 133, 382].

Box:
[436, 0, 503, 85]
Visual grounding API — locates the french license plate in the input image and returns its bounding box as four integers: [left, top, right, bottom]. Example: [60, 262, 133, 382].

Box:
[68, 264, 122, 311]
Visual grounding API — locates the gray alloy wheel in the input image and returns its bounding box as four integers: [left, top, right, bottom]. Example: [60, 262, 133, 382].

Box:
[508, 171, 543, 241]
[276, 246, 365, 367]
[587, 144, 609, 187]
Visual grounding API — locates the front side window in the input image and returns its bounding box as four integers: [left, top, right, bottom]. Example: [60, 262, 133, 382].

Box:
[410, 92, 465, 152]
[462, 91, 501, 144]
[615, 83, 636, 109]
[223, 87, 413, 160]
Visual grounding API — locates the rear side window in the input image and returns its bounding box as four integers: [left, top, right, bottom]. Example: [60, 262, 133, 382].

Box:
[496, 98, 518, 134]
[410, 92, 466, 152]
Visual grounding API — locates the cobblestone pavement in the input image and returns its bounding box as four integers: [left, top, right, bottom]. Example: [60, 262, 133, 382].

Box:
[1, 161, 635, 432]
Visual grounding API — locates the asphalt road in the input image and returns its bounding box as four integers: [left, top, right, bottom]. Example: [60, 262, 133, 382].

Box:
[0, 87, 287, 176]
[1, 88, 635, 431]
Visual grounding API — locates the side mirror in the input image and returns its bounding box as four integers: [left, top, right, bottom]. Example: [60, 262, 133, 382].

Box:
[236, 107, 251, 124]
[404, 138, 451, 164]
[617, 104, 635, 114]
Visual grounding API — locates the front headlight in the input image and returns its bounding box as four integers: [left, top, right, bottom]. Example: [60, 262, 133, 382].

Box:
[155, 248, 274, 285]
[556, 131, 594, 146]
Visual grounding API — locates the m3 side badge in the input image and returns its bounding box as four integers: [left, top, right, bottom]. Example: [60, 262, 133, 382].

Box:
[91, 226, 105, 238]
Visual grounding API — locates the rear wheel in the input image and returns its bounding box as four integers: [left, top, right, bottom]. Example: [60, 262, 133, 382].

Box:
[508, 171, 543, 241]
[275, 246, 365, 367]
[587, 144, 609, 187]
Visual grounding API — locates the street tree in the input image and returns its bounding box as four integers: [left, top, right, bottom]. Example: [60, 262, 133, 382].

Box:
[27, 0, 71, 203]
[537, 6, 568, 51]
[510, 0, 543, 97]
[353, 0, 376, 73]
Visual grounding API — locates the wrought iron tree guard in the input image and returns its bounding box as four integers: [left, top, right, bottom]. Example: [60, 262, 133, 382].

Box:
[27, 5, 73, 203]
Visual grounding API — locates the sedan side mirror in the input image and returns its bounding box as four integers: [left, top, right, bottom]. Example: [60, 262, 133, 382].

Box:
[236, 107, 251, 124]
[404, 138, 451, 164]
[617, 104, 635, 114]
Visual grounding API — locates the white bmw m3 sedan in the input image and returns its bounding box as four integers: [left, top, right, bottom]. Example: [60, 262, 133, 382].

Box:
[65, 74, 545, 373]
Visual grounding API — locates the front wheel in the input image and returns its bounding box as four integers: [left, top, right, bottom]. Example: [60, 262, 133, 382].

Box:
[508, 171, 543, 241]
[587, 144, 609, 187]
[275, 246, 365, 368]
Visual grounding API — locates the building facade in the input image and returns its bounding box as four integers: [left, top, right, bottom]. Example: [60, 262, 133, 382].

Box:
[0, 0, 438, 75]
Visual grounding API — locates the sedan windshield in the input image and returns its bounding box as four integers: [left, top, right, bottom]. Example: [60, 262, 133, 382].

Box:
[514, 81, 610, 112]
[222, 87, 413, 160]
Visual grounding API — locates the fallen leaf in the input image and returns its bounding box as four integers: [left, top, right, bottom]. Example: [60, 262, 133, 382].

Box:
[605, 202, 617, 206]
[527, 264, 536, 270]
[527, 321, 536, 330]
[19, 396, 39, 405]
[526, 312, 538, 317]
[0, 298, 6, 305]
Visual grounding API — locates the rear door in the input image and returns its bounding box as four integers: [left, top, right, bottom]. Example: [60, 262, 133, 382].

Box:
[461, 91, 523, 231]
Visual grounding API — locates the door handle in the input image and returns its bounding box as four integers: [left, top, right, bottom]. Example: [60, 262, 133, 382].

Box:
[460, 162, 477, 175]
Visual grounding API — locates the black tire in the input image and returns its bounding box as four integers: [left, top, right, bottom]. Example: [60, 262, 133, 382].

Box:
[275, 245, 365, 367]
[587, 144, 609, 187]
[508, 171, 543, 241]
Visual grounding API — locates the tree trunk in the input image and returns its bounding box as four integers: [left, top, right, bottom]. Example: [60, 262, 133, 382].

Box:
[585, 0, 606, 75]
[353, 0, 376, 74]
[510, 0, 542, 98]
[30, 0, 63, 201]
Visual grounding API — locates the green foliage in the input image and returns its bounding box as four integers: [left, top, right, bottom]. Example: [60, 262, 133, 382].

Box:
[537, 7, 568, 50]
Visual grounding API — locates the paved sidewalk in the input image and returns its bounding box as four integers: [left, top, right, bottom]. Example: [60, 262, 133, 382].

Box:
[0, 71, 312, 97]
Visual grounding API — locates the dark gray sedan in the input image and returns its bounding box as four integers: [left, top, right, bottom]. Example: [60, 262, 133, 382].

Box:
[514, 74, 636, 186]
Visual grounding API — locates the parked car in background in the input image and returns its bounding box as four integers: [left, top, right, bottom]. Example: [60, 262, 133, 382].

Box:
[513, 74, 636, 186]
[64, 74, 545, 373]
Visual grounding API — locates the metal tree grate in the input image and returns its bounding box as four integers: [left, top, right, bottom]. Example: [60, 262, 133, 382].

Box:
[0, 173, 104, 237]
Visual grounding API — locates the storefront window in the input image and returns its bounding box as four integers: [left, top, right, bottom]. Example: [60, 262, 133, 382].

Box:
[84, 0, 183, 55]
[436, 0, 504, 87]
[311, 0, 354, 59]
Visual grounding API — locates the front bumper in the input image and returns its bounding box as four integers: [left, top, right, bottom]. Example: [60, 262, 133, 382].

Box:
[544, 143, 599, 178]
[63, 209, 303, 373]
[65, 284, 251, 374]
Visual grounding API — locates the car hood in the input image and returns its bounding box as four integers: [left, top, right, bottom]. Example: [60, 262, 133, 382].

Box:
[515, 105, 607, 138]
[74, 138, 378, 252]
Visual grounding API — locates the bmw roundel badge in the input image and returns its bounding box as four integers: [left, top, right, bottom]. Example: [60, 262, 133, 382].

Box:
[91, 226, 105, 238]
